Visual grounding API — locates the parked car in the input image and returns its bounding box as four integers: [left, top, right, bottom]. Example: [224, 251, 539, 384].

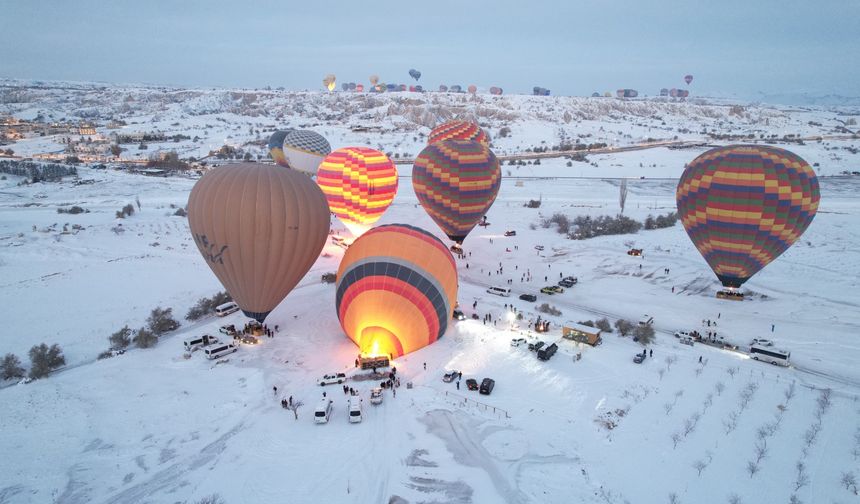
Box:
[633, 353, 645, 364]
[627, 248, 643, 256]
[465, 378, 479, 391]
[442, 370, 459, 383]
[519, 293, 537, 302]
[639, 315, 654, 326]
[240, 335, 259, 345]
[558, 276, 578, 288]
[541, 285, 564, 295]
[219, 324, 237, 336]
[370, 387, 383, 405]
[504, 230, 517, 236]
[751, 338, 774, 347]
[674, 330, 691, 339]
[511, 337, 526, 347]
[534, 245, 545, 251]
[317, 373, 347, 386]
[452, 309, 466, 321]
[479, 378, 495, 395]
[680, 337, 695, 346]
[528, 341, 545, 352]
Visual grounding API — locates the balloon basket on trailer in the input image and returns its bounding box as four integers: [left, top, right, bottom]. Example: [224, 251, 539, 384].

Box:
[716, 290, 744, 301]
[450, 244, 463, 255]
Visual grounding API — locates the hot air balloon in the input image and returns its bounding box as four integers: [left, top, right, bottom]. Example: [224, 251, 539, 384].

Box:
[356, 84, 364, 92]
[591, 92, 601, 97]
[409, 69, 421, 81]
[323, 74, 336, 92]
[415, 85, 424, 92]
[684, 74, 693, 85]
[616, 89, 638, 98]
[660, 88, 669, 97]
[676, 145, 819, 292]
[603, 91, 612, 97]
[282, 130, 332, 175]
[267, 129, 293, 168]
[187, 163, 330, 322]
[428, 120, 490, 147]
[412, 140, 501, 244]
[317, 147, 398, 238]
[369, 75, 379, 86]
[348, 82, 356, 91]
[489, 86, 503, 96]
[439, 84, 448, 92]
[468, 84, 477, 94]
[341, 82, 348, 91]
[336, 224, 458, 358]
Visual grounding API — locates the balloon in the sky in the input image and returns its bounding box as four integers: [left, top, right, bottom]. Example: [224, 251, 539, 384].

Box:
[489, 86, 503, 96]
[428, 120, 490, 147]
[439, 84, 448, 92]
[450, 85, 463, 93]
[187, 164, 330, 322]
[386, 83, 397, 92]
[616, 89, 638, 98]
[323, 74, 336, 92]
[341, 82, 349, 91]
[282, 130, 332, 175]
[415, 85, 423, 92]
[676, 145, 820, 289]
[316, 147, 398, 238]
[412, 140, 501, 244]
[684, 74, 693, 85]
[336, 224, 458, 358]
[592, 92, 601, 97]
[409, 69, 422, 81]
[468, 84, 477, 94]
[369, 75, 379, 86]
[603, 91, 612, 97]
[660, 88, 669, 97]
[356, 84, 364, 92]
[268, 129, 293, 167]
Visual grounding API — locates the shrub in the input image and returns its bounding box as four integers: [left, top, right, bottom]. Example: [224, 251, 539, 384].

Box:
[614, 319, 635, 337]
[537, 303, 562, 316]
[524, 199, 541, 208]
[634, 324, 655, 345]
[109, 325, 132, 350]
[185, 292, 232, 321]
[173, 207, 187, 217]
[28, 343, 65, 379]
[644, 212, 678, 230]
[1, 353, 26, 380]
[133, 327, 158, 349]
[321, 272, 337, 284]
[116, 203, 136, 219]
[57, 206, 87, 214]
[97, 350, 114, 360]
[569, 214, 642, 240]
[595, 318, 613, 332]
[578, 320, 595, 327]
[542, 213, 570, 234]
[147, 307, 180, 335]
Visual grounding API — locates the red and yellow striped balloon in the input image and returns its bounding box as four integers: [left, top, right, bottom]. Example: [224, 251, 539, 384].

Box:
[428, 120, 490, 147]
[676, 145, 819, 289]
[336, 224, 458, 358]
[317, 147, 398, 238]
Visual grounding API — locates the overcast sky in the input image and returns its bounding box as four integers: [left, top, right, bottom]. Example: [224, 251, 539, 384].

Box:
[1, 0, 858, 98]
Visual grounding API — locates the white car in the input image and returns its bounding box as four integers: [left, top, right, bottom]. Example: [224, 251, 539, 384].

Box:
[511, 337, 526, 347]
[674, 331, 691, 339]
[751, 338, 774, 347]
[442, 370, 459, 383]
[317, 373, 347, 386]
[639, 315, 654, 326]
[370, 387, 383, 405]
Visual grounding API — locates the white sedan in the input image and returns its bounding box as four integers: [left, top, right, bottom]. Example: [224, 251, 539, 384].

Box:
[317, 373, 347, 386]
[511, 337, 526, 347]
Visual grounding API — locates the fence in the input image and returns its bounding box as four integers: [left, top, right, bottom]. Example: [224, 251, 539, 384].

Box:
[443, 390, 510, 419]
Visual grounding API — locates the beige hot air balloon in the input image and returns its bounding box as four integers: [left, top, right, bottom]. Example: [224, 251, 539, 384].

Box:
[187, 163, 330, 322]
[323, 74, 336, 92]
[369, 74, 379, 86]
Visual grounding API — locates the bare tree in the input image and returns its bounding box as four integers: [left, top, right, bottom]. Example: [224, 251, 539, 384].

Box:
[788, 495, 802, 504]
[692, 459, 707, 476]
[619, 178, 628, 214]
[671, 432, 681, 449]
[794, 461, 809, 491]
[715, 382, 726, 396]
[727, 367, 738, 379]
[784, 381, 796, 403]
[658, 368, 666, 381]
[668, 492, 680, 504]
[288, 400, 303, 420]
[753, 441, 768, 464]
[193, 495, 225, 504]
[727, 494, 742, 504]
[746, 460, 759, 478]
[664, 402, 675, 416]
[842, 471, 858, 495]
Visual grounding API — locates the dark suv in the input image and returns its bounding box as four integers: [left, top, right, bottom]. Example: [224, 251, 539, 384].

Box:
[519, 293, 537, 302]
[479, 378, 495, 395]
[537, 342, 558, 361]
[466, 378, 479, 391]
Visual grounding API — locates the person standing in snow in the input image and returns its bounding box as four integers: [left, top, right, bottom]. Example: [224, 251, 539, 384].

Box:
[273, 386, 278, 397]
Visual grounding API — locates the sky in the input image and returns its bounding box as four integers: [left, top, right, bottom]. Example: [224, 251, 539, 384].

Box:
[1, 0, 859, 99]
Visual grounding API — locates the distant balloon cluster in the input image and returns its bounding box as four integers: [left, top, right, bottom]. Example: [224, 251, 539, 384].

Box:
[533, 87, 551, 96]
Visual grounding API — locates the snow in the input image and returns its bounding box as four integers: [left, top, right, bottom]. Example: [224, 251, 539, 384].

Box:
[1, 83, 860, 504]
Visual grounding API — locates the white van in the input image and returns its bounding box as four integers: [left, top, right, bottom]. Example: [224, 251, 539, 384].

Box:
[214, 301, 239, 317]
[348, 396, 363, 423]
[183, 334, 218, 352]
[204, 343, 237, 360]
[314, 398, 333, 424]
[486, 286, 511, 297]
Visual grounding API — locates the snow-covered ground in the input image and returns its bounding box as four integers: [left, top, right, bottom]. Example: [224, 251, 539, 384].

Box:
[1, 84, 860, 504]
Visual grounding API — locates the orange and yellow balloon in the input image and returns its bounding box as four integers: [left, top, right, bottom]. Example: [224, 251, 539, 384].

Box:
[336, 224, 458, 358]
[317, 147, 398, 238]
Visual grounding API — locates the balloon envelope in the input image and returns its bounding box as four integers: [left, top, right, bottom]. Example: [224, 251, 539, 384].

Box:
[187, 163, 330, 322]
[412, 140, 501, 244]
[428, 120, 490, 147]
[409, 69, 421, 81]
[439, 85, 448, 92]
[684, 74, 693, 85]
[317, 147, 398, 237]
[282, 130, 332, 175]
[369, 75, 379, 86]
[336, 224, 458, 358]
[267, 129, 293, 167]
[489, 86, 503, 96]
[676, 145, 820, 288]
[468, 85, 477, 94]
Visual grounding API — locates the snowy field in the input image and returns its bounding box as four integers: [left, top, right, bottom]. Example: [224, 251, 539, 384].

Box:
[1, 85, 860, 504]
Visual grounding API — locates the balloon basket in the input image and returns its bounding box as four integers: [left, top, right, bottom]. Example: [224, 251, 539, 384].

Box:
[716, 290, 744, 301]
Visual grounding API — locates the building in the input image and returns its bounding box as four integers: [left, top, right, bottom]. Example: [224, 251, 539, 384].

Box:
[562, 322, 602, 346]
